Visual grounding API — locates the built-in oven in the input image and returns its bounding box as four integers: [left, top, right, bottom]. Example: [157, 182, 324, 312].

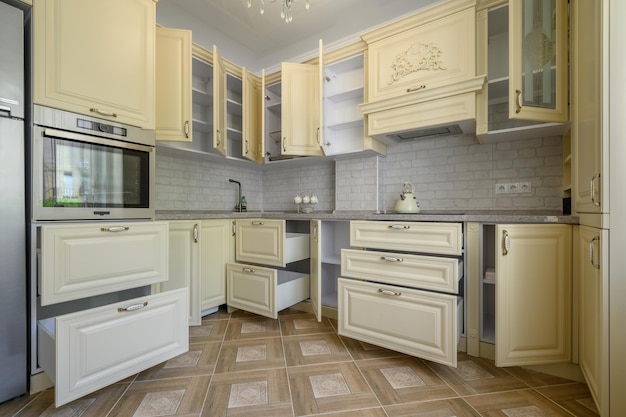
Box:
[32, 105, 155, 220]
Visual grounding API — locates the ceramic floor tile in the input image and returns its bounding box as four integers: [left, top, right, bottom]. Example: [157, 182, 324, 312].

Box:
[505, 366, 580, 388]
[135, 342, 221, 381]
[224, 317, 282, 341]
[384, 397, 482, 417]
[202, 368, 292, 417]
[188, 318, 228, 343]
[287, 362, 379, 416]
[536, 382, 600, 416]
[107, 376, 210, 417]
[427, 353, 528, 395]
[279, 314, 336, 336]
[355, 356, 458, 405]
[464, 388, 581, 416]
[214, 337, 285, 373]
[339, 335, 407, 360]
[283, 333, 352, 366]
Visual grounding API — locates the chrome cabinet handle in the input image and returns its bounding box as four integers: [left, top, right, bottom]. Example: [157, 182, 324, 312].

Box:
[232, 220, 236, 236]
[502, 229, 510, 255]
[589, 237, 599, 268]
[118, 301, 148, 312]
[316, 127, 321, 145]
[283, 137, 286, 152]
[381, 256, 403, 263]
[251, 221, 264, 226]
[313, 225, 318, 242]
[216, 129, 221, 146]
[378, 289, 401, 297]
[515, 89, 523, 113]
[243, 267, 256, 273]
[193, 224, 199, 243]
[591, 173, 601, 206]
[101, 226, 129, 232]
[245, 139, 249, 155]
[406, 85, 426, 93]
[90, 108, 118, 118]
[389, 224, 410, 229]
[184, 120, 190, 138]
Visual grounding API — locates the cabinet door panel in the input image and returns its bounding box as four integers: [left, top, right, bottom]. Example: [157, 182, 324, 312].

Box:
[200, 219, 232, 311]
[213, 45, 227, 156]
[227, 263, 276, 318]
[235, 219, 284, 266]
[495, 224, 571, 366]
[310, 220, 322, 321]
[33, 0, 155, 129]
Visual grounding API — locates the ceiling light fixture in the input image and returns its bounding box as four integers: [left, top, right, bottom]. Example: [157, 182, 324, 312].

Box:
[246, 0, 310, 23]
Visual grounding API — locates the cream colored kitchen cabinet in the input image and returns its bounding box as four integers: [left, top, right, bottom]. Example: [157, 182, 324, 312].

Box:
[227, 263, 310, 319]
[213, 45, 227, 156]
[475, 1, 568, 142]
[339, 220, 464, 367]
[242, 68, 263, 163]
[156, 27, 192, 142]
[235, 218, 309, 267]
[578, 226, 609, 416]
[38, 288, 188, 407]
[40, 221, 169, 306]
[33, 0, 156, 129]
[360, 0, 485, 142]
[339, 278, 460, 366]
[350, 220, 463, 256]
[571, 0, 607, 216]
[199, 219, 233, 313]
[494, 224, 571, 367]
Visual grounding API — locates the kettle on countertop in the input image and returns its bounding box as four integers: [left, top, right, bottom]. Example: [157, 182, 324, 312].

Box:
[394, 182, 420, 213]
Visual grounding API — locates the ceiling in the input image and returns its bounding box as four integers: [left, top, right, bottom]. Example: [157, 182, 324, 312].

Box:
[157, 0, 441, 72]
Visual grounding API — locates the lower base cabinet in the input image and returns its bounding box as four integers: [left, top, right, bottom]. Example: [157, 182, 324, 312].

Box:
[338, 278, 460, 367]
[227, 263, 310, 319]
[38, 288, 189, 407]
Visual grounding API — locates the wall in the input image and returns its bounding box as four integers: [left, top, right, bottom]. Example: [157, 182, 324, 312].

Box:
[156, 134, 564, 213]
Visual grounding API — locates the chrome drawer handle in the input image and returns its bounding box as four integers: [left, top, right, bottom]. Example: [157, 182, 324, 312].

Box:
[90, 108, 118, 118]
[118, 301, 148, 312]
[251, 221, 264, 226]
[590, 236, 600, 269]
[502, 229, 510, 255]
[101, 226, 129, 232]
[193, 224, 199, 243]
[243, 267, 256, 273]
[381, 256, 403, 263]
[406, 85, 426, 93]
[378, 289, 401, 297]
[388, 224, 410, 229]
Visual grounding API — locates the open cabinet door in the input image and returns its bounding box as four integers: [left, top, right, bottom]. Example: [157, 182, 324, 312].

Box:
[242, 67, 263, 163]
[310, 220, 322, 322]
[212, 45, 227, 156]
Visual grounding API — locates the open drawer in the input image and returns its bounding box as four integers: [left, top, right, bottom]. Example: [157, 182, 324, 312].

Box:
[338, 278, 460, 367]
[38, 288, 189, 407]
[227, 262, 310, 319]
[235, 219, 309, 267]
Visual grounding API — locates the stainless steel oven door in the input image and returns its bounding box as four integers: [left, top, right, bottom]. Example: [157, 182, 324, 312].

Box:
[32, 126, 155, 221]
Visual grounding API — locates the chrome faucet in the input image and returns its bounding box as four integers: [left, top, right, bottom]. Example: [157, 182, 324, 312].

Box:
[228, 179, 242, 212]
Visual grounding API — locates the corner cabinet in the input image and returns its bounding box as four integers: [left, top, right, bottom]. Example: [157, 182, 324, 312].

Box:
[33, 0, 156, 129]
[493, 224, 572, 367]
[227, 219, 318, 320]
[156, 27, 192, 142]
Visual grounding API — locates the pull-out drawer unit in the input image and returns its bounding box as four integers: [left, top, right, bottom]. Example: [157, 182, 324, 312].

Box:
[38, 288, 189, 407]
[235, 219, 309, 267]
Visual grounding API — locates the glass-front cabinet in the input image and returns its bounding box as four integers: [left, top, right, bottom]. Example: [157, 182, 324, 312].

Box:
[476, 0, 568, 141]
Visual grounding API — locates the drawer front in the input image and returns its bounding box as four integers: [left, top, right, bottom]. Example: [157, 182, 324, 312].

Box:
[338, 278, 458, 367]
[40, 221, 169, 306]
[350, 220, 462, 255]
[227, 262, 277, 318]
[39, 288, 189, 407]
[341, 249, 461, 294]
[236, 219, 285, 267]
[367, 8, 475, 103]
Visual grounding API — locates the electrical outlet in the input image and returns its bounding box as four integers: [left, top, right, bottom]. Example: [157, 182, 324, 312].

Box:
[495, 183, 508, 194]
[517, 182, 532, 193]
[495, 182, 532, 194]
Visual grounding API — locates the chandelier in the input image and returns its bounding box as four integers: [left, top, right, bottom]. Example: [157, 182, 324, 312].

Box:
[246, 0, 310, 23]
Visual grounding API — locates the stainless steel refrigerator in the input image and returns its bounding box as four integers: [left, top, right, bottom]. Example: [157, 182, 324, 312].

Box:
[0, 0, 28, 403]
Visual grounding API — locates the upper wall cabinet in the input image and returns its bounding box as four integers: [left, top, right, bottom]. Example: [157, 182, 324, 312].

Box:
[475, 0, 568, 142]
[33, 0, 156, 130]
[156, 27, 192, 142]
[359, 0, 485, 143]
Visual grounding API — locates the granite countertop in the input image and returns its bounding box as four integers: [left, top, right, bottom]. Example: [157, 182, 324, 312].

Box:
[156, 210, 578, 224]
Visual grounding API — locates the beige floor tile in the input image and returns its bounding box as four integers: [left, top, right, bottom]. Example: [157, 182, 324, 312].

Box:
[287, 362, 379, 416]
[427, 352, 528, 395]
[135, 342, 221, 381]
[189, 318, 228, 344]
[464, 388, 578, 416]
[307, 408, 388, 417]
[356, 356, 458, 405]
[214, 337, 286, 373]
[283, 333, 352, 367]
[202, 368, 292, 417]
[108, 376, 210, 417]
[536, 382, 600, 416]
[224, 317, 282, 341]
[384, 397, 482, 417]
[339, 335, 407, 360]
[505, 366, 579, 388]
[279, 314, 336, 336]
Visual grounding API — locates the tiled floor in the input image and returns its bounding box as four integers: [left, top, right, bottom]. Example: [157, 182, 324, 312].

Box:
[1, 307, 600, 417]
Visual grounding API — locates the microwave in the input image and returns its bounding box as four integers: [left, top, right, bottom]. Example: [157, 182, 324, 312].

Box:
[32, 105, 156, 221]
